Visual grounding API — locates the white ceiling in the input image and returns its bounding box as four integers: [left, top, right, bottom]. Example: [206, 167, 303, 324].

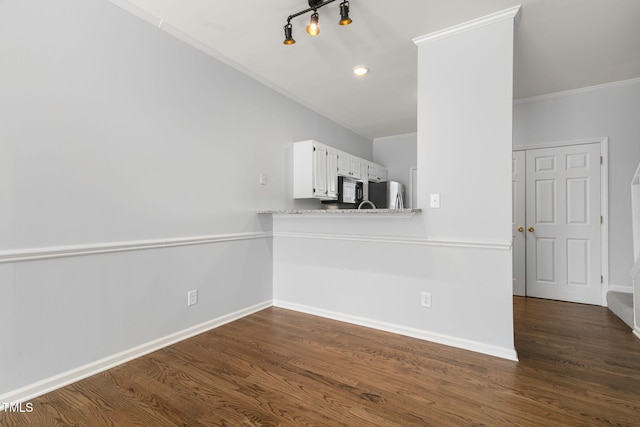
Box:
[116, 0, 640, 140]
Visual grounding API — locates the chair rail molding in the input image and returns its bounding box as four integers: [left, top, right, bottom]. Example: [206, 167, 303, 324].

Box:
[0, 231, 271, 264]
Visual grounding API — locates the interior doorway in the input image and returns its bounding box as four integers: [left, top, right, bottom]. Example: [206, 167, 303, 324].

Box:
[512, 139, 608, 305]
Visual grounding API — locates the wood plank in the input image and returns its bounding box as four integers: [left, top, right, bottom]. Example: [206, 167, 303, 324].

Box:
[2, 297, 640, 426]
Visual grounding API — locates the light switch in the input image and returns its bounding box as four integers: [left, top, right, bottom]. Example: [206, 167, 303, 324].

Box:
[259, 173, 268, 185]
[430, 193, 440, 209]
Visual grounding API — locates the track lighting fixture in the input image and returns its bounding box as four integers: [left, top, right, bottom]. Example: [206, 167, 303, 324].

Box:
[339, 1, 352, 26]
[306, 12, 320, 36]
[283, 0, 353, 45]
[283, 22, 296, 45]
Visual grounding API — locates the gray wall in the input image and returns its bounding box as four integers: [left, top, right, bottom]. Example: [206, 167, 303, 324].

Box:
[373, 133, 417, 189]
[0, 0, 370, 396]
[513, 79, 640, 290]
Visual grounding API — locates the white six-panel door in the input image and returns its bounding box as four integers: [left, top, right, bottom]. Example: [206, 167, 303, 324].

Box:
[525, 144, 602, 304]
[513, 143, 602, 305]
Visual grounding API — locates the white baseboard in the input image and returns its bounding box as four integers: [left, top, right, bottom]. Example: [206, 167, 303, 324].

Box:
[273, 299, 519, 362]
[634, 326, 640, 340]
[0, 300, 272, 406]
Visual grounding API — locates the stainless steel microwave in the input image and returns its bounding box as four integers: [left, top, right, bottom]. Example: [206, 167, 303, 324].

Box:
[338, 176, 363, 204]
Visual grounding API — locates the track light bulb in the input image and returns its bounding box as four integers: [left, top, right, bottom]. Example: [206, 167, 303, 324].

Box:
[339, 1, 352, 25]
[283, 22, 296, 45]
[306, 12, 320, 36]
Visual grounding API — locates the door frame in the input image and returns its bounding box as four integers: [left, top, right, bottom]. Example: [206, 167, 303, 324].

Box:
[513, 137, 609, 306]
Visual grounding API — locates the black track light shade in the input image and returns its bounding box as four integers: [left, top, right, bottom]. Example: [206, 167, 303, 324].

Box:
[306, 12, 320, 36]
[283, 22, 296, 44]
[339, 1, 352, 25]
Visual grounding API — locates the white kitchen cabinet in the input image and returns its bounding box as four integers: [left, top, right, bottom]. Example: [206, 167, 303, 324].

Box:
[360, 162, 369, 181]
[294, 140, 386, 200]
[337, 152, 363, 178]
[351, 157, 363, 179]
[313, 143, 328, 197]
[327, 147, 339, 198]
[367, 162, 388, 182]
[337, 151, 350, 176]
[293, 140, 338, 200]
[378, 166, 388, 181]
[368, 163, 379, 181]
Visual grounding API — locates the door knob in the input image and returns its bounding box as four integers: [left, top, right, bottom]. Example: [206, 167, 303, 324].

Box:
[528, 227, 535, 232]
[518, 227, 524, 232]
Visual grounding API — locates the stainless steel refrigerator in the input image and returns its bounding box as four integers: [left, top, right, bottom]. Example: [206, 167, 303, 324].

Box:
[368, 181, 404, 209]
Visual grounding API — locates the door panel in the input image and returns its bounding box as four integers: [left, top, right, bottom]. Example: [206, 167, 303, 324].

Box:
[535, 237, 556, 283]
[525, 144, 601, 305]
[567, 178, 588, 224]
[535, 180, 556, 223]
[567, 238, 589, 285]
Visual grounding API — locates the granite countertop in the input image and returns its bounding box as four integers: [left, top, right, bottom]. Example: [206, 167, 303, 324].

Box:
[257, 208, 421, 216]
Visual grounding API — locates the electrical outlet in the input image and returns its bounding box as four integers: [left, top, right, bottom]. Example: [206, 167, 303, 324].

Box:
[421, 292, 432, 308]
[259, 173, 268, 185]
[187, 289, 198, 306]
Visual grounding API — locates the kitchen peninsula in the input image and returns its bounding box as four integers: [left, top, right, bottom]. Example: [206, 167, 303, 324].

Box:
[257, 208, 421, 217]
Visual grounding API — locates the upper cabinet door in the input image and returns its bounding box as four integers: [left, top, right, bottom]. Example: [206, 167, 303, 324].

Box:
[313, 143, 328, 197]
[337, 153, 364, 178]
[360, 162, 369, 182]
[337, 152, 351, 176]
[351, 157, 362, 179]
[367, 162, 388, 182]
[378, 167, 388, 182]
[327, 148, 339, 198]
[368, 163, 379, 181]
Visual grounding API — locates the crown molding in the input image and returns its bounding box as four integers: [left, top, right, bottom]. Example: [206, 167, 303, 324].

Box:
[513, 77, 640, 105]
[413, 5, 521, 46]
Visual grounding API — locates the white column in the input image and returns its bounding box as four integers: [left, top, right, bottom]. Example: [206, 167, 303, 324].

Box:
[413, 6, 521, 356]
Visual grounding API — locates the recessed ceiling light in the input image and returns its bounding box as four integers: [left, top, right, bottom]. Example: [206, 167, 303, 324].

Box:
[353, 66, 369, 77]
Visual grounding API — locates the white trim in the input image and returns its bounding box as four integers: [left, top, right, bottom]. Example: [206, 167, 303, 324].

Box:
[413, 5, 521, 46]
[409, 166, 418, 209]
[601, 138, 610, 305]
[513, 137, 607, 152]
[0, 232, 271, 264]
[634, 326, 640, 340]
[0, 300, 273, 406]
[106, 0, 370, 140]
[513, 137, 610, 306]
[274, 300, 519, 362]
[273, 231, 512, 250]
[514, 77, 640, 105]
[608, 284, 634, 294]
[373, 132, 418, 143]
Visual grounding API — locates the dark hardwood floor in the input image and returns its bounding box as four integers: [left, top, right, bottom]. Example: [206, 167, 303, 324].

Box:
[2, 297, 640, 426]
